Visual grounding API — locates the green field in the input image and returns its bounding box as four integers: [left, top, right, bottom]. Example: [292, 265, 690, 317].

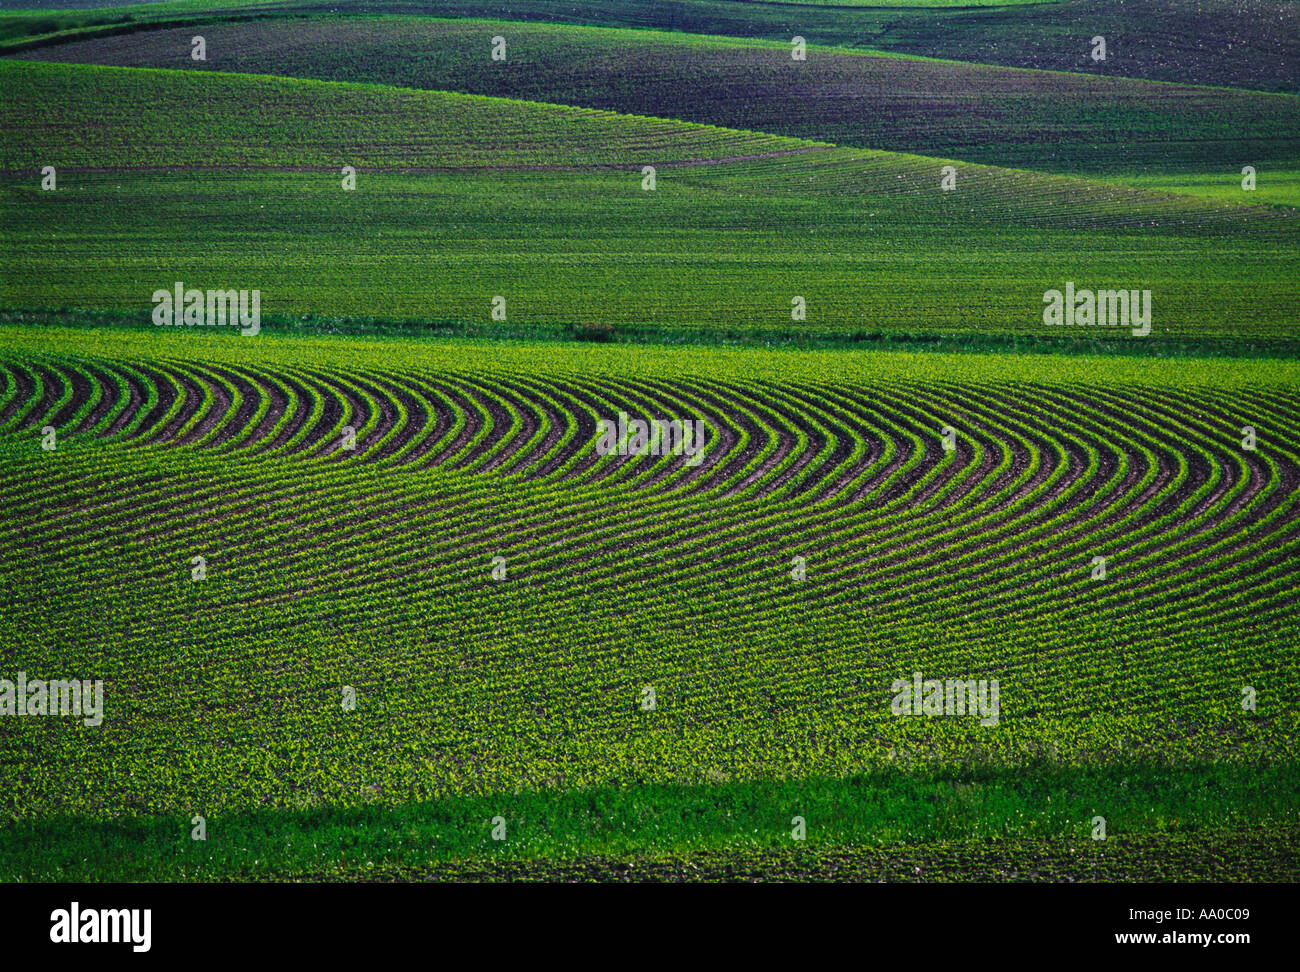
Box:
[4, 0, 1296, 93]
[2, 60, 1296, 344]
[2, 327, 1297, 879]
[1, 0, 1297, 884]
[15, 16, 1300, 177]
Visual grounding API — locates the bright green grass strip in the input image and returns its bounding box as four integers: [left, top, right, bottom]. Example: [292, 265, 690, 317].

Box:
[3, 765, 1296, 882]
[1102, 168, 1300, 209]
[5, 326, 1299, 392]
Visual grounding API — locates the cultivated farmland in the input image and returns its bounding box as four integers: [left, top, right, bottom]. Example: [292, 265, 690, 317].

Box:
[2, 61, 1296, 343]
[2, 328, 1297, 879]
[5, 0, 1296, 93]
[19, 16, 1300, 177]
[1, 0, 1297, 885]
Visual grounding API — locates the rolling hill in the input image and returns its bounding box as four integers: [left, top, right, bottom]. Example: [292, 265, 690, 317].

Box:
[3, 59, 1296, 345]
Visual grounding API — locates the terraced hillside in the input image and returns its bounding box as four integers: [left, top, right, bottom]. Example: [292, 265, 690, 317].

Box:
[3, 60, 1296, 343]
[18, 16, 1300, 178]
[1, 327, 1297, 880]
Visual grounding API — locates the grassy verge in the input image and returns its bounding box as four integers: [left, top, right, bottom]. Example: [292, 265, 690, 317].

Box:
[5, 765, 1297, 881]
